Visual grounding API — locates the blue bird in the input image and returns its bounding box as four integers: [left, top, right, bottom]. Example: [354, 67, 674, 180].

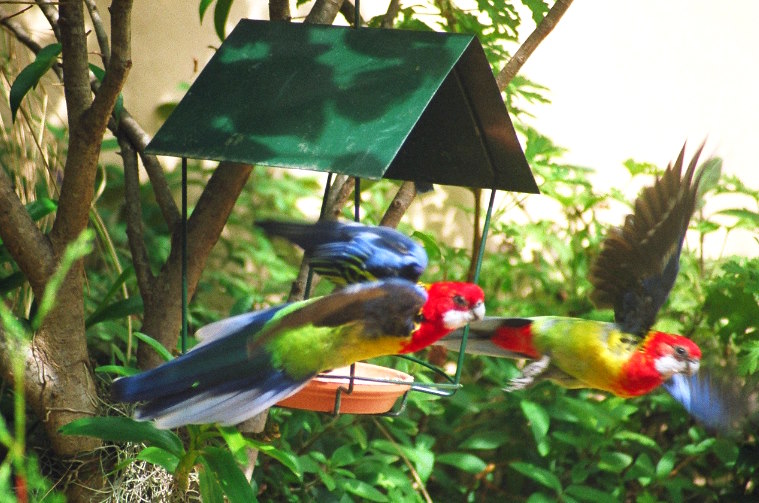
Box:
[256, 219, 428, 286]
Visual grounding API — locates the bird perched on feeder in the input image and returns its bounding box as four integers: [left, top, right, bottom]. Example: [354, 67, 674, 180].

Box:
[257, 218, 486, 351]
[257, 219, 429, 286]
[439, 143, 719, 401]
[112, 277, 485, 429]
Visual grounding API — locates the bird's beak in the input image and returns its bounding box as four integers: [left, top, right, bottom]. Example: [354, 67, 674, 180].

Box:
[472, 301, 485, 321]
[686, 359, 700, 376]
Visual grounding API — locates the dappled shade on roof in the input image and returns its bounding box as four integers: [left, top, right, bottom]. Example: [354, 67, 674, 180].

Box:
[146, 19, 538, 193]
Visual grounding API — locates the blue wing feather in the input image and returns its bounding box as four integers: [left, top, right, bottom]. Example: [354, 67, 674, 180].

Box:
[664, 371, 744, 433]
[111, 309, 283, 403]
[257, 219, 428, 285]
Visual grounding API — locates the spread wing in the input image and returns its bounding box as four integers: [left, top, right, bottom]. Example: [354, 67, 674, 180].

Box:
[589, 142, 717, 336]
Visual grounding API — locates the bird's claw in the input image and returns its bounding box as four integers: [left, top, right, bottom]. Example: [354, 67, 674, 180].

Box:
[503, 355, 551, 392]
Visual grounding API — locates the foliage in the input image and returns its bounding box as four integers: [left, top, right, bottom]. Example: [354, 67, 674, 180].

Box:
[242, 131, 759, 502]
[2, 0, 758, 502]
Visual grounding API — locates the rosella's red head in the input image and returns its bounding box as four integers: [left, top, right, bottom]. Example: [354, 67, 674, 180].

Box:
[648, 332, 702, 378]
[400, 282, 485, 354]
[619, 331, 701, 397]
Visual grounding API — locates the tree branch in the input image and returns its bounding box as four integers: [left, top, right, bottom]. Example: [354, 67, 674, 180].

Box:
[339, 0, 364, 27]
[495, 0, 574, 91]
[52, 0, 132, 252]
[111, 111, 180, 227]
[269, 0, 291, 22]
[57, 0, 91, 129]
[0, 168, 55, 297]
[87, 0, 132, 137]
[119, 136, 154, 296]
[84, 0, 110, 66]
[305, 0, 345, 25]
[380, 181, 417, 228]
[381, 0, 401, 28]
[324, 175, 354, 220]
[0, 12, 39, 51]
[33, 0, 60, 41]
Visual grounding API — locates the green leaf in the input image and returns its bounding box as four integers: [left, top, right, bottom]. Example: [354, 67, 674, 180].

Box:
[26, 197, 57, 221]
[521, 400, 550, 455]
[682, 438, 715, 456]
[213, 0, 233, 40]
[199, 0, 215, 23]
[510, 462, 562, 492]
[201, 446, 257, 503]
[59, 417, 185, 457]
[520, 0, 550, 23]
[86, 296, 143, 328]
[627, 453, 655, 486]
[718, 208, 759, 228]
[566, 484, 616, 502]
[526, 493, 556, 503]
[133, 331, 174, 362]
[436, 452, 487, 474]
[95, 266, 136, 314]
[655, 450, 676, 478]
[331, 443, 356, 467]
[89, 63, 106, 81]
[198, 459, 226, 503]
[246, 438, 302, 478]
[612, 431, 661, 451]
[341, 479, 389, 502]
[94, 364, 139, 377]
[459, 429, 508, 450]
[9, 43, 61, 122]
[316, 466, 337, 491]
[137, 446, 180, 472]
[218, 426, 248, 460]
[598, 451, 633, 473]
[411, 230, 441, 262]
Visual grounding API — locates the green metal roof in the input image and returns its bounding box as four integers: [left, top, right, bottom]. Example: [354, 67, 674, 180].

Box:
[145, 19, 538, 193]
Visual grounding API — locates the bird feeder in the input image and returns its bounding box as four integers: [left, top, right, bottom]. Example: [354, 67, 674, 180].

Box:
[145, 18, 537, 415]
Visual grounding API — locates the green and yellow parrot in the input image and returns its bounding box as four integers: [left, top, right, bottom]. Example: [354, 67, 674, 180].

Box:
[112, 279, 427, 428]
[440, 143, 716, 400]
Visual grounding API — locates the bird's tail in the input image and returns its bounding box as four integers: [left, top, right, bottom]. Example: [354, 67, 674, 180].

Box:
[436, 317, 538, 359]
[111, 310, 279, 404]
[110, 331, 306, 429]
[257, 219, 338, 250]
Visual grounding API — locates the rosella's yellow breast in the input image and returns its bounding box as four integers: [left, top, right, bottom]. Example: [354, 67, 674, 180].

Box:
[531, 317, 639, 394]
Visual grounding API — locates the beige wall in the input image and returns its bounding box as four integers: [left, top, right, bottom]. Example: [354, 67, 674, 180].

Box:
[114, 1, 756, 257]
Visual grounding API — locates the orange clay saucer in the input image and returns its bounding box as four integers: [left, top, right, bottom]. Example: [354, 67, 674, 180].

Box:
[277, 362, 413, 414]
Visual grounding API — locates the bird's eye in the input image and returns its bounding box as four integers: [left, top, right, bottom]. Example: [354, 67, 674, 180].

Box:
[452, 295, 467, 307]
[674, 346, 687, 357]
